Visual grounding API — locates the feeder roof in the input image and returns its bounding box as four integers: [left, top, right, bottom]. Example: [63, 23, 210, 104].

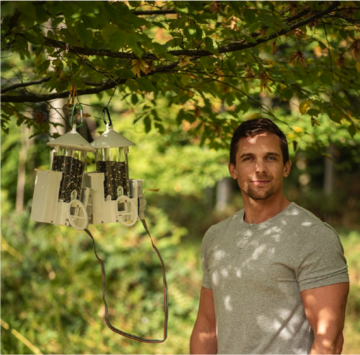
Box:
[91, 127, 135, 149]
[47, 128, 96, 152]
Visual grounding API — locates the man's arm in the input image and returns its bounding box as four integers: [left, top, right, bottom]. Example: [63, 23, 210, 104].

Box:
[190, 287, 217, 354]
[301, 282, 349, 354]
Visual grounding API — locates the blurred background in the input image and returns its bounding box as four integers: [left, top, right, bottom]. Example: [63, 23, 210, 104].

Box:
[1, 93, 360, 354]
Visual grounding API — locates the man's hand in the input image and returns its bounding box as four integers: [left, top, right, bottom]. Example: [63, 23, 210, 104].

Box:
[190, 287, 217, 354]
[301, 282, 349, 354]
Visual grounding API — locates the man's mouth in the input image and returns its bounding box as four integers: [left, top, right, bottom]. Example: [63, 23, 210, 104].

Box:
[251, 180, 270, 186]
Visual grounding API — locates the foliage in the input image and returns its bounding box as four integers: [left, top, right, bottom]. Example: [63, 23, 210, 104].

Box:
[2, 1, 360, 147]
[1, 203, 201, 354]
[2, 203, 360, 353]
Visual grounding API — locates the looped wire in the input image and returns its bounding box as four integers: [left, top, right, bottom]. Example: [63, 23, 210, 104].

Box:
[70, 103, 84, 128]
[102, 107, 112, 127]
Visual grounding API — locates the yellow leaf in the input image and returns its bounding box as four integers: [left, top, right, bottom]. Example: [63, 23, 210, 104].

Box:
[131, 59, 151, 78]
[293, 125, 304, 133]
[178, 56, 194, 67]
[214, 68, 224, 81]
[250, 113, 259, 120]
[356, 62, 360, 73]
[299, 100, 311, 115]
[287, 133, 295, 139]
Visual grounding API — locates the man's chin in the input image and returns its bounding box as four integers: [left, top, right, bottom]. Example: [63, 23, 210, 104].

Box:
[245, 188, 274, 201]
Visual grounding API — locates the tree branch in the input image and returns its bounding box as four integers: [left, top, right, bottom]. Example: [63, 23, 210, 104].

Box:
[2, 1, 342, 103]
[216, 1, 340, 55]
[1, 62, 180, 103]
[1, 80, 121, 103]
[1, 77, 51, 93]
[43, 37, 156, 60]
[40, 2, 340, 60]
[133, 9, 177, 15]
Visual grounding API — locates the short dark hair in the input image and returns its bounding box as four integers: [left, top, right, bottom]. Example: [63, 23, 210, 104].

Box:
[230, 118, 289, 165]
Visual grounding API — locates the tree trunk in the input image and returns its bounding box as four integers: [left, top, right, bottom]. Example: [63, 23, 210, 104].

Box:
[16, 125, 32, 213]
[324, 143, 335, 195]
[215, 178, 233, 212]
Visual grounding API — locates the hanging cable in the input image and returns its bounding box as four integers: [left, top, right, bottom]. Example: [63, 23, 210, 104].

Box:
[84, 221, 168, 343]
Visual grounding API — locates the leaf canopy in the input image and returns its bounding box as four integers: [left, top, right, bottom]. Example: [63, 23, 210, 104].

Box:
[1, 1, 360, 147]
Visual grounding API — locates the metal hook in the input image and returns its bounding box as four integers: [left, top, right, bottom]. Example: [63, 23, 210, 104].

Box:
[70, 103, 84, 128]
[102, 107, 112, 128]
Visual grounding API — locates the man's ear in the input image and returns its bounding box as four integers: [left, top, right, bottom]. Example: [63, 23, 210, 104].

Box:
[228, 162, 237, 179]
[283, 160, 291, 177]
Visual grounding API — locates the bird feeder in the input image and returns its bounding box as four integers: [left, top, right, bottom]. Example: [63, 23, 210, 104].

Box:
[30, 105, 167, 343]
[81, 108, 145, 226]
[31, 104, 95, 230]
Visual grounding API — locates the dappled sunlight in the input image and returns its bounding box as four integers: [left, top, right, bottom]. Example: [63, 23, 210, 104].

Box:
[256, 308, 302, 341]
[220, 267, 229, 278]
[224, 295, 233, 312]
[302, 221, 313, 227]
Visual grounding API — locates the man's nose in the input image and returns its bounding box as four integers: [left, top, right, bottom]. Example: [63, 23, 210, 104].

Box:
[255, 160, 267, 173]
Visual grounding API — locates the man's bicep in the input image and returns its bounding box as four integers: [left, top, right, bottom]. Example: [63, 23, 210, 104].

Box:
[301, 283, 349, 345]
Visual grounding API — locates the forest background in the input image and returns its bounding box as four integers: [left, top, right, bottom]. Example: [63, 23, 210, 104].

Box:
[1, 1, 360, 354]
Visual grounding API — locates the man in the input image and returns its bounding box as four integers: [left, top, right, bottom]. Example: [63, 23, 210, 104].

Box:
[190, 118, 349, 354]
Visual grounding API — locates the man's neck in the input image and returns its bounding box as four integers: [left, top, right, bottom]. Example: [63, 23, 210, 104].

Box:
[242, 195, 290, 224]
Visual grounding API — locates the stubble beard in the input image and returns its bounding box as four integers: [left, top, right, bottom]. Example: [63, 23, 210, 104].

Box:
[242, 176, 275, 200]
[245, 185, 275, 200]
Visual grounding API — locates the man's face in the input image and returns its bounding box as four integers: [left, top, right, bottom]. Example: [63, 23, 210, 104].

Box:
[228, 133, 291, 201]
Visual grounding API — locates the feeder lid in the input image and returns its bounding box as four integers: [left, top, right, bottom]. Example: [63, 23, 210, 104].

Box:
[47, 127, 96, 152]
[91, 126, 135, 149]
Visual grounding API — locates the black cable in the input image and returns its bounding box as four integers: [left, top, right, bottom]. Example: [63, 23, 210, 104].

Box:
[84, 223, 168, 343]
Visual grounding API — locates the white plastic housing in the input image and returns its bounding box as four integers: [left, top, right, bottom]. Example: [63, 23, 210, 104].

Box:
[81, 172, 145, 226]
[30, 170, 89, 230]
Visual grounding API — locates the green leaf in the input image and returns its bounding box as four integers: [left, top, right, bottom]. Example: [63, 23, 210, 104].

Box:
[129, 0, 141, 7]
[155, 122, 165, 134]
[348, 124, 356, 138]
[307, 109, 321, 117]
[34, 5, 49, 23]
[1, 2, 16, 18]
[143, 116, 152, 133]
[243, 9, 256, 24]
[204, 37, 218, 54]
[37, 60, 51, 74]
[126, 79, 139, 92]
[77, 22, 93, 47]
[59, 28, 74, 43]
[136, 77, 156, 92]
[228, 1, 243, 14]
[282, 89, 294, 101]
[131, 94, 138, 105]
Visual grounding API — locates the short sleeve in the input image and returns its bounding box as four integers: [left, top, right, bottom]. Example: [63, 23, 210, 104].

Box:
[201, 227, 213, 290]
[296, 223, 349, 292]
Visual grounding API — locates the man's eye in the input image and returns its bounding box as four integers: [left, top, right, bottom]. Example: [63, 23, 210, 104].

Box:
[267, 156, 276, 161]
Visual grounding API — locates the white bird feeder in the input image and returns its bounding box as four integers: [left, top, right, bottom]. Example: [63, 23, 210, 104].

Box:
[31, 106, 146, 230]
[30, 106, 167, 343]
[31, 104, 95, 230]
[81, 108, 145, 226]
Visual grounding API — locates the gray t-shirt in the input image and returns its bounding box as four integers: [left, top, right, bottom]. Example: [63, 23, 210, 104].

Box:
[201, 202, 349, 354]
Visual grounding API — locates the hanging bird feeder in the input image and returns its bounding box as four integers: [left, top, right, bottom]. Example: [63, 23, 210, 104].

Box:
[30, 105, 168, 343]
[31, 104, 95, 230]
[81, 107, 145, 227]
